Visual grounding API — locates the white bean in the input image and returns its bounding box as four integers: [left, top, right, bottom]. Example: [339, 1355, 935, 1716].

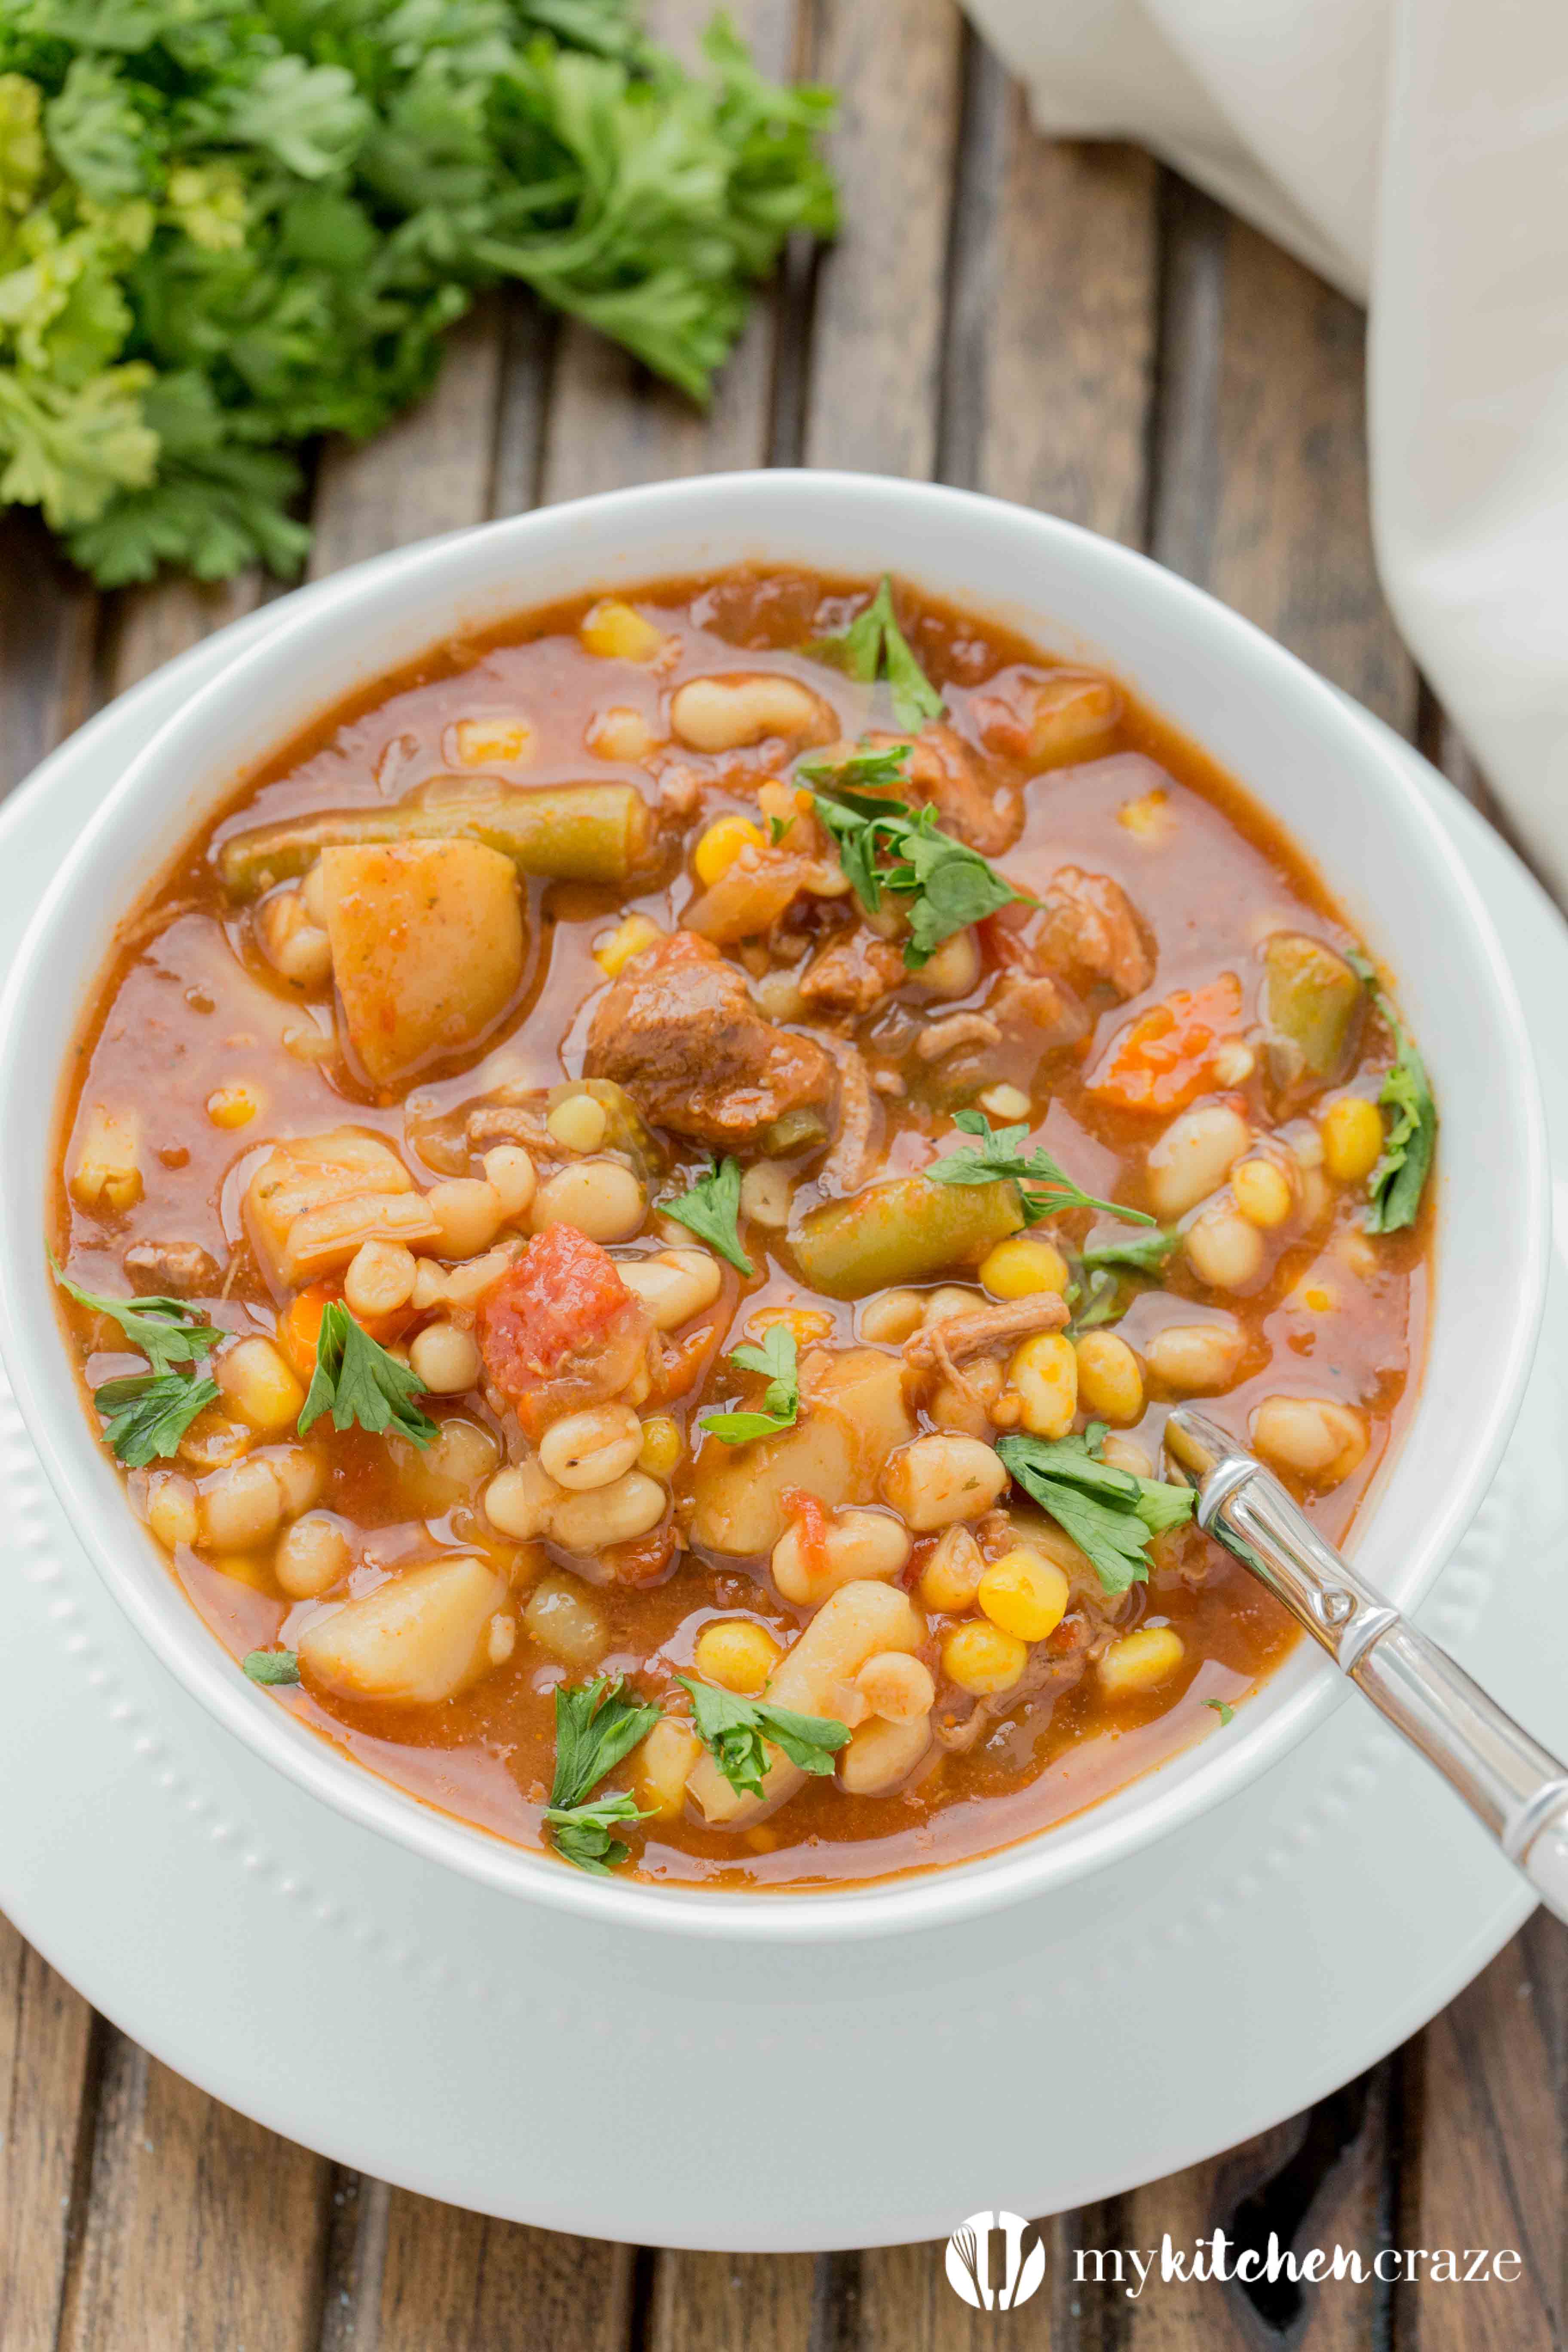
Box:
[550, 1470, 667, 1552]
[426, 1177, 503, 1258]
[146, 1471, 197, 1550]
[854, 1650, 936, 1723]
[539, 1403, 643, 1491]
[1144, 1319, 1246, 1395]
[483, 1458, 564, 1540]
[299, 1556, 509, 1704]
[531, 1160, 645, 1244]
[409, 1322, 482, 1394]
[670, 672, 832, 753]
[616, 1248, 722, 1329]
[344, 1238, 417, 1319]
[269, 1445, 325, 1519]
[1146, 1103, 1250, 1219]
[881, 1434, 1008, 1530]
[739, 1160, 794, 1230]
[859, 1289, 926, 1345]
[1184, 1205, 1265, 1292]
[275, 1513, 351, 1599]
[839, 1712, 932, 1795]
[771, 1507, 911, 1605]
[482, 1144, 536, 1220]
[1252, 1395, 1368, 1485]
[546, 1092, 608, 1154]
[198, 1458, 282, 1551]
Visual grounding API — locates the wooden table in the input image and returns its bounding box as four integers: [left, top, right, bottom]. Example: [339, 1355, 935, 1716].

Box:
[2, 5, 1562, 2343]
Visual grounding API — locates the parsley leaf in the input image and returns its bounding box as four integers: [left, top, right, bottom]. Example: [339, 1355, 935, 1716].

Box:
[243, 1648, 301, 1687]
[805, 575, 944, 732]
[93, 1369, 219, 1468]
[297, 1302, 437, 1448]
[550, 1674, 663, 1811]
[1203, 1698, 1236, 1727]
[926, 1112, 1155, 1231]
[543, 1791, 651, 1875]
[660, 1156, 752, 1275]
[1066, 1227, 1179, 1334]
[1348, 956, 1437, 1233]
[998, 1424, 1196, 1596]
[803, 746, 1028, 968]
[52, 1261, 218, 1372]
[1080, 1227, 1179, 1274]
[700, 1323, 799, 1444]
[677, 1675, 849, 1801]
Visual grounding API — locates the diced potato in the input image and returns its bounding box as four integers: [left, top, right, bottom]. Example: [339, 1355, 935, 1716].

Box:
[244, 1126, 439, 1292]
[689, 1347, 916, 1556]
[298, 1556, 510, 1705]
[69, 1103, 143, 1214]
[319, 840, 525, 1088]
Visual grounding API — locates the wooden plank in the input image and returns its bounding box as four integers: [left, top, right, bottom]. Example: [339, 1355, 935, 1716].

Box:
[0, 1930, 97, 2352]
[1156, 199, 1417, 732]
[861, 2218, 1075, 2349]
[1398, 1934, 1563, 2349]
[648, 2248, 819, 2352]
[802, 0, 965, 477]
[967, 100, 1158, 544]
[374, 2191, 633, 2352]
[0, 514, 98, 799]
[58, 2040, 331, 2352]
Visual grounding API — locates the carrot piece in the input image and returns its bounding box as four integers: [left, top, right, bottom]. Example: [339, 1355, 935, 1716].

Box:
[277, 1278, 410, 1378]
[1089, 973, 1243, 1115]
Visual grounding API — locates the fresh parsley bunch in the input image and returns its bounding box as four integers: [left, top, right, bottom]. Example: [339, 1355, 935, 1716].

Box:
[0, 0, 838, 586]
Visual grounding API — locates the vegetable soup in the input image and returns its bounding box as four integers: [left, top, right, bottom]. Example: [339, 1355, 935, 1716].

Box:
[50, 570, 1435, 1887]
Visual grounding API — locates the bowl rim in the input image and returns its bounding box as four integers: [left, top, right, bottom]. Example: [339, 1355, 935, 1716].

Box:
[0, 468, 1549, 1944]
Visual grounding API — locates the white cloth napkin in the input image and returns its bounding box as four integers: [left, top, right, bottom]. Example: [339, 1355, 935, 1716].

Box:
[964, 0, 1568, 899]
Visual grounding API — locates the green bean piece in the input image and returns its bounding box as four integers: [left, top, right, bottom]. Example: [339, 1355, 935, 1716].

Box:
[217, 782, 655, 900]
[1259, 932, 1364, 1090]
[792, 1174, 1025, 1300]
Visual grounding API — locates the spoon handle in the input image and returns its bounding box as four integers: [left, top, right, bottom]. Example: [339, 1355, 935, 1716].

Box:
[1168, 1408, 1568, 1926]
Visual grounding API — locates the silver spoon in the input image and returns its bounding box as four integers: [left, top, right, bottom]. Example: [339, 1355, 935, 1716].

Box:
[1165, 1405, 1568, 1925]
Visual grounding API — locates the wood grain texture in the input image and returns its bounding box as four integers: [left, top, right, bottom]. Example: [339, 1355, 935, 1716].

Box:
[1400, 1934, 1564, 2350]
[969, 98, 1158, 544]
[0, 1931, 96, 2352]
[374, 2192, 633, 2352]
[57, 2040, 331, 2352]
[0, 514, 98, 798]
[648, 2248, 819, 2352]
[802, 0, 965, 477]
[861, 2218, 1075, 2349]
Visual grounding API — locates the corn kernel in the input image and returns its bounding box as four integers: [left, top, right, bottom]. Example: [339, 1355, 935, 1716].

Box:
[1098, 1624, 1185, 1698]
[942, 1619, 1028, 1696]
[1231, 1155, 1294, 1229]
[977, 1548, 1070, 1643]
[206, 1082, 260, 1130]
[752, 1303, 836, 1350]
[634, 1716, 701, 1821]
[580, 597, 666, 664]
[694, 815, 766, 887]
[146, 1471, 198, 1551]
[694, 1619, 782, 1697]
[1073, 1330, 1145, 1425]
[1008, 1330, 1078, 1439]
[980, 1235, 1070, 1301]
[978, 1082, 1031, 1123]
[638, 1414, 682, 1478]
[593, 913, 663, 979]
[1320, 1094, 1384, 1184]
[1117, 787, 1173, 842]
[450, 714, 533, 767]
[918, 1526, 985, 1615]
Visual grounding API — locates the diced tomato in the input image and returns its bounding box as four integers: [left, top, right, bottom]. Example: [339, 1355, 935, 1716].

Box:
[782, 1488, 830, 1580]
[602, 1523, 678, 1588]
[1088, 973, 1244, 1115]
[478, 1223, 653, 1439]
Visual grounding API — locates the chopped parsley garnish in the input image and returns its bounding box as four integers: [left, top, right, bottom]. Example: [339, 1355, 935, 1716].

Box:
[802, 744, 1028, 968]
[699, 1323, 800, 1445]
[926, 1111, 1155, 1231]
[677, 1675, 850, 1801]
[998, 1423, 1196, 1596]
[660, 1155, 753, 1275]
[1080, 1226, 1179, 1274]
[1203, 1698, 1236, 1727]
[545, 1675, 662, 1874]
[1066, 1227, 1179, 1333]
[1348, 954, 1437, 1233]
[297, 1302, 437, 1448]
[94, 1370, 220, 1470]
[52, 1263, 219, 1372]
[805, 575, 945, 732]
[243, 1648, 301, 1687]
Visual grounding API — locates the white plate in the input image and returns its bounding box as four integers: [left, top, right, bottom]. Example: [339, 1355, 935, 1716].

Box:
[1, 573, 1563, 2250]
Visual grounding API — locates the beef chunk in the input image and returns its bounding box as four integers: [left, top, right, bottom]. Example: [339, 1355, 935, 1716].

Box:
[1040, 867, 1154, 1000]
[584, 930, 838, 1156]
